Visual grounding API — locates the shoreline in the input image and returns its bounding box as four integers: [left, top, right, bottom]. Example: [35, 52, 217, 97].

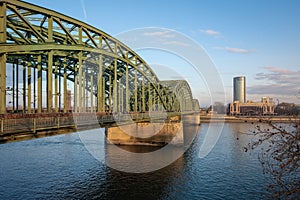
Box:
[200, 115, 300, 123]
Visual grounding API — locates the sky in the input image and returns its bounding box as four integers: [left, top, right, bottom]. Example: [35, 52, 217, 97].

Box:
[25, 0, 300, 106]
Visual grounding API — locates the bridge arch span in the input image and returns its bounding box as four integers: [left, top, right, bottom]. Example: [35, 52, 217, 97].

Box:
[0, 0, 172, 114]
[0, 0, 198, 117]
[160, 80, 194, 112]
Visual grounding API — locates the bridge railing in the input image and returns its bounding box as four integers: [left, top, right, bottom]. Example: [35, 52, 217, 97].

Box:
[0, 116, 74, 134]
[0, 111, 197, 135]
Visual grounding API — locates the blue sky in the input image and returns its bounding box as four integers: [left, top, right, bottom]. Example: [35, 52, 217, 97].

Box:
[26, 0, 300, 106]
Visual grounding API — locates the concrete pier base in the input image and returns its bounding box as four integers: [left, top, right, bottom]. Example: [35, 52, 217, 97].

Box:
[182, 114, 201, 147]
[106, 121, 183, 146]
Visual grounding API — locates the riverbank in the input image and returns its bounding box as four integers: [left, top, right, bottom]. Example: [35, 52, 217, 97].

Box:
[201, 115, 300, 123]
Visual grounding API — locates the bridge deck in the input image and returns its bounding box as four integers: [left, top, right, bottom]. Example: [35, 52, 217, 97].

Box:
[0, 112, 197, 143]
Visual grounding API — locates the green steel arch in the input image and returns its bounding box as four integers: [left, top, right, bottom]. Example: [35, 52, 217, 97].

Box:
[0, 0, 197, 115]
[192, 99, 200, 111]
[0, 0, 169, 114]
[160, 80, 194, 112]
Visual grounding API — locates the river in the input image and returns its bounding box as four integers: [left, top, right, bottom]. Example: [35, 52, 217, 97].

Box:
[0, 123, 269, 199]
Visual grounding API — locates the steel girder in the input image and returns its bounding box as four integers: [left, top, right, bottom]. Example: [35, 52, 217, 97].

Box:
[193, 99, 200, 111]
[0, 0, 176, 114]
[160, 80, 194, 112]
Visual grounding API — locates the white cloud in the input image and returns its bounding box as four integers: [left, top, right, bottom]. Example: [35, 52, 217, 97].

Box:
[201, 29, 221, 36]
[143, 31, 175, 38]
[254, 67, 299, 84]
[213, 46, 252, 54]
[225, 47, 251, 54]
[248, 66, 300, 102]
[163, 41, 189, 47]
[263, 66, 292, 74]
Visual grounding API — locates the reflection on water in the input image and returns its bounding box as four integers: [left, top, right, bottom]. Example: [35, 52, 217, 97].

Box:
[0, 123, 268, 199]
[80, 115, 200, 173]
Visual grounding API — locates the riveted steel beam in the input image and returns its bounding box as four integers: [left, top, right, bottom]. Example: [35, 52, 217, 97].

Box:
[63, 57, 67, 112]
[0, 0, 199, 116]
[0, 2, 6, 114]
[0, 53, 5, 114]
[47, 50, 53, 112]
[27, 62, 31, 113]
[37, 55, 42, 113]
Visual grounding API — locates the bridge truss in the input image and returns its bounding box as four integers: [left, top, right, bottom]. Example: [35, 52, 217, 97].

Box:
[0, 0, 198, 116]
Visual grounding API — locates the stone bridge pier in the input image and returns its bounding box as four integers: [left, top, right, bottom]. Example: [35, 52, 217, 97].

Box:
[105, 114, 200, 146]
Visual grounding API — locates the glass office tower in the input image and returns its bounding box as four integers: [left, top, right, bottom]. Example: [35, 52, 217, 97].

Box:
[233, 76, 246, 103]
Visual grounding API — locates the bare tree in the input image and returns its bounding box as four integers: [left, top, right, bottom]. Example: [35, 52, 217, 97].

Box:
[247, 118, 300, 199]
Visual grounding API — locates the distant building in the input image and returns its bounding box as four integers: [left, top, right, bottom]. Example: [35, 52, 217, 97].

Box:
[233, 76, 246, 103]
[275, 102, 300, 115]
[230, 97, 275, 116]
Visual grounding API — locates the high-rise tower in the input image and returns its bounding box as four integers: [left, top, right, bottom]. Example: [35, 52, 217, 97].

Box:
[233, 76, 246, 103]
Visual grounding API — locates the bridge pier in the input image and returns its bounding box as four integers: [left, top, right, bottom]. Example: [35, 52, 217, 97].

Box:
[106, 114, 200, 147]
[105, 121, 183, 146]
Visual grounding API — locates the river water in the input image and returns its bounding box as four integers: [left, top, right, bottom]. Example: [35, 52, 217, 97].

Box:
[0, 123, 269, 199]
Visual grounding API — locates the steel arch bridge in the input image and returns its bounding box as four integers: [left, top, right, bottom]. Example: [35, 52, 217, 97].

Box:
[0, 0, 198, 117]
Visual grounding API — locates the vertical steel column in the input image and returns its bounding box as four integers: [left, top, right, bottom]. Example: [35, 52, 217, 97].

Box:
[54, 64, 58, 112]
[97, 55, 103, 112]
[16, 60, 19, 112]
[90, 72, 94, 112]
[47, 16, 53, 42]
[58, 67, 61, 112]
[118, 82, 121, 112]
[78, 26, 83, 112]
[37, 55, 42, 113]
[98, 36, 104, 112]
[27, 64, 31, 113]
[125, 64, 129, 112]
[119, 83, 123, 113]
[83, 68, 87, 112]
[47, 50, 53, 112]
[78, 27, 82, 44]
[102, 78, 105, 112]
[33, 67, 36, 112]
[116, 82, 119, 112]
[12, 63, 15, 112]
[47, 16, 53, 112]
[78, 51, 83, 112]
[0, 54, 5, 114]
[134, 71, 138, 112]
[113, 59, 117, 112]
[108, 75, 112, 113]
[22, 63, 26, 113]
[0, 2, 6, 114]
[63, 58, 67, 112]
[142, 77, 145, 112]
[74, 67, 78, 112]
[148, 82, 151, 111]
